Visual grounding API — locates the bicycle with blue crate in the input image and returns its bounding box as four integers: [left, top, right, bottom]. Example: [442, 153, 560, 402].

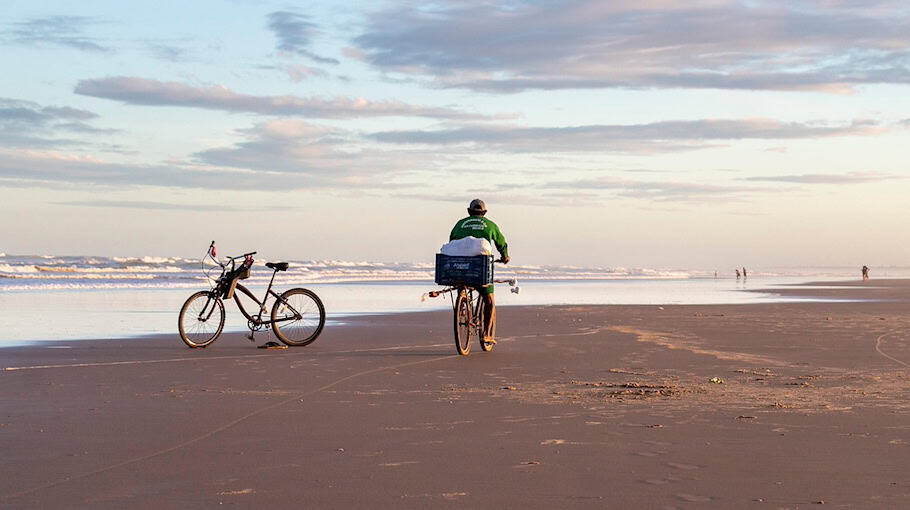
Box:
[425, 253, 519, 355]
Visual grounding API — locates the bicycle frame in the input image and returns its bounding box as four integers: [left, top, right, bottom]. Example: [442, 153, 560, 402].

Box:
[230, 276, 298, 327]
[206, 245, 301, 329]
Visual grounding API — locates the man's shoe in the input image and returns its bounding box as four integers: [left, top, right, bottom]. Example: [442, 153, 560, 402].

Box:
[483, 336, 496, 345]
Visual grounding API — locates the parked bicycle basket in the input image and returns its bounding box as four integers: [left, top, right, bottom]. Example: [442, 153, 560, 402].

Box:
[434, 254, 493, 287]
[220, 257, 253, 299]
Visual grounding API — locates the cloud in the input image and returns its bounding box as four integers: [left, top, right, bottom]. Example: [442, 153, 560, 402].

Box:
[392, 174, 770, 205]
[52, 199, 298, 212]
[539, 175, 775, 202]
[0, 149, 306, 191]
[370, 118, 880, 153]
[146, 42, 189, 62]
[742, 172, 901, 184]
[0, 118, 431, 191]
[74, 76, 494, 119]
[0, 98, 105, 147]
[355, 0, 910, 93]
[267, 11, 339, 64]
[2, 15, 109, 52]
[0, 99, 96, 122]
[54, 200, 242, 212]
[257, 63, 331, 82]
[194, 120, 353, 175]
[193, 119, 438, 185]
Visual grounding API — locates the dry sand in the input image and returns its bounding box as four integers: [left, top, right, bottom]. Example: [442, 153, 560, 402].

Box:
[1, 279, 909, 508]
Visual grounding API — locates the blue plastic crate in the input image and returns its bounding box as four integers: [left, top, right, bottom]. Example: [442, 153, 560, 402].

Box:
[435, 254, 493, 286]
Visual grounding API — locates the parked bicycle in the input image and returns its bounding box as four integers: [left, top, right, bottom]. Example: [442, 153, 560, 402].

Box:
[178, 241, 325, 348]
[425, 256, 518, 355]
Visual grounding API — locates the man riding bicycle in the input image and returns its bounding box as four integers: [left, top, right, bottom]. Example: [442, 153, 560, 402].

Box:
[449, 199, 510, 344]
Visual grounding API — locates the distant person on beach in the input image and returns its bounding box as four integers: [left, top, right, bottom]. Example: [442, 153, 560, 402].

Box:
[743, 267, 747, 278]
[862, 265, 869, 280]
[450, 199, 510, 345]
[735, 269, 741, 279]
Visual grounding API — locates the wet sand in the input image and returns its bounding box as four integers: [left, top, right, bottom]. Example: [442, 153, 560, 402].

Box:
[2, 279, 909, 508]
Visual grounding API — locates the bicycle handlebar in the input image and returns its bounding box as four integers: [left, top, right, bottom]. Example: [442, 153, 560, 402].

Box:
[206, 241, 256, 269]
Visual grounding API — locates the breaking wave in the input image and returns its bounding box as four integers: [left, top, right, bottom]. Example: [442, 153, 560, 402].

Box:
[0, 253, 906, 292]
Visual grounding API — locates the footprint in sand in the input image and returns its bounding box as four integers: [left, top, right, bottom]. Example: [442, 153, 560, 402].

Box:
[676, 493, 713, 502]
[666, 462, 700, 470]
[635, 450, 669, 457]
[642, 478, 675, 485]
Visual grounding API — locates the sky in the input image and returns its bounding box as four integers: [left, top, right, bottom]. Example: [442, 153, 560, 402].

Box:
[1, 0, 909, 269]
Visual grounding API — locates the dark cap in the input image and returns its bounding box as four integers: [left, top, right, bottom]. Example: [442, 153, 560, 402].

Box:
[468, 198, 486, 212]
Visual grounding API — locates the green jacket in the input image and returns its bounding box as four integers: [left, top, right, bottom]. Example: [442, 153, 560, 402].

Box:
[450, 215, 509, 259]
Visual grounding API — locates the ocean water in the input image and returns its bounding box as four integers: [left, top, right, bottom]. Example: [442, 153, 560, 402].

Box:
[0, 253, 902, 348]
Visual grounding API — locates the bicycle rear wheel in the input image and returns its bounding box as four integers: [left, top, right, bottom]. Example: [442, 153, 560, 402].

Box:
[454, 290, 472, 355]
[272, 288, 326, 346]
[178, 291, 225, 348]
[477, 296, 496, 352]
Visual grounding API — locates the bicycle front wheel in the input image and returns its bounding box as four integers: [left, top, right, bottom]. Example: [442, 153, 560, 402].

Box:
[454, 290, 472, 355]
[178, 291, 225, 348]
[272, 288, 326, 346]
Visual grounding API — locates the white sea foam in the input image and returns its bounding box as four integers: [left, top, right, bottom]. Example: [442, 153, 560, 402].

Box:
[0, 263, 38, 273]
[0, 281, 202, 291]
[11, 273, 159, 280]
[1, 252, 908, 293]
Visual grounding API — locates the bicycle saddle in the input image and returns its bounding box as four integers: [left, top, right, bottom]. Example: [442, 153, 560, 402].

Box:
[266, 262, 289, 271]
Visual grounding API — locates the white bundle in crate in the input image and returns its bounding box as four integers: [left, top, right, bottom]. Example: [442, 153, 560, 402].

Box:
[439, 237, 492, 256]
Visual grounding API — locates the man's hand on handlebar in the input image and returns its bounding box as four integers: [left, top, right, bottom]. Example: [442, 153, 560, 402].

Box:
[497, 256, 510, 265]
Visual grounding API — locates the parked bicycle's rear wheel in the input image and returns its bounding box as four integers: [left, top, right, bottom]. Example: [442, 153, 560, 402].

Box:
[454, 290, 472, 355]
[178, 291, 225, 348]
[272, 288, 326, 346]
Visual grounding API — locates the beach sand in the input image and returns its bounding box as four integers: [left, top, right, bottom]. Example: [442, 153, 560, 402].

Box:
[2, 280, 909, 508]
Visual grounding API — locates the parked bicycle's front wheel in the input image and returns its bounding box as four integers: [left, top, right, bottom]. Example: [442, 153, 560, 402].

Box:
[272, 288, 326, 346]
[178, 291, 225, 348]
[454, 290, 472, 355]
